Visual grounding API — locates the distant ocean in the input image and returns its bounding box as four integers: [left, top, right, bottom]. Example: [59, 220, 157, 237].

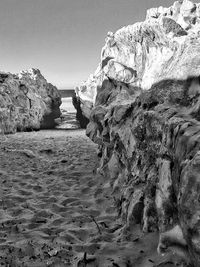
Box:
[60, 97, 76, 113]
[56, 91, 79, 129]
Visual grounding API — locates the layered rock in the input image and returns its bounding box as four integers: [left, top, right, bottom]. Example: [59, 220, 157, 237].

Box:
[76, 1, 200, 266]
[0, 68, 61, 133]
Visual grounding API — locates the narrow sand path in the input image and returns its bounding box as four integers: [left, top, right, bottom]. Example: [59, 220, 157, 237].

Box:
[0, 130, 176, 267]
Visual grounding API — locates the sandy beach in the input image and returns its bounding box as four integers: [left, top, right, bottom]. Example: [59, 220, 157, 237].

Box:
[0, 129, 178, 267]
[0, 0, 198, 265]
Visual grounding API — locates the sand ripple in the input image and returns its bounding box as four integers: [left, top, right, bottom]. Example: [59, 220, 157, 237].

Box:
[0, 130, 177, 266]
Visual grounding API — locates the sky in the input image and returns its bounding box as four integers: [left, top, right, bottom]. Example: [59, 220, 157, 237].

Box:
[0, 0, 180, 89]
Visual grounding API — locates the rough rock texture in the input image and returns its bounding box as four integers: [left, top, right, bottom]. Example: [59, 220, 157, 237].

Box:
[76, 1, 200, 266]
[0, 68, 61, 133]
[72, 88, 89, 128]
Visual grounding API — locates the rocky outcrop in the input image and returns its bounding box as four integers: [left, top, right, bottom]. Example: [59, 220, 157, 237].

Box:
[76, 1, 200, 266]
[0, 68, 61, 133]
[72, 88, 89, 128]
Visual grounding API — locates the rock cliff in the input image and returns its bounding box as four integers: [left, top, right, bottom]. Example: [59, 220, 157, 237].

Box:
[76, 1, 200, 265]
[0, 68, 61, 133]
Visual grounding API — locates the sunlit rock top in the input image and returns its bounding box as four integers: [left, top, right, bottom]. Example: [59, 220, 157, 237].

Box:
[77, 0, 200, 109]
[0, 68, 61, 133]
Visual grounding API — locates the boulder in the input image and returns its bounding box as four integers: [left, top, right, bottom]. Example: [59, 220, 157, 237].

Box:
[76, 1, 200, 265]
[0, 68, 61, 133]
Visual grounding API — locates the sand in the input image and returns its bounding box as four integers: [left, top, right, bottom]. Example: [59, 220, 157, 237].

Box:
[0, 130, 178, 267]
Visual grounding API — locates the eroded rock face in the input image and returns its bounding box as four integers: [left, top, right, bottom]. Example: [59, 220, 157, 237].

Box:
[72, 90, 89, 129]
[77, 1, 200, 266]
[0, 68, 61, 133]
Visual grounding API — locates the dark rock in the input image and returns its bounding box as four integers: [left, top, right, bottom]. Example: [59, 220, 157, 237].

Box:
[72, 94, 89, 129]
[162, 17, 187, 36]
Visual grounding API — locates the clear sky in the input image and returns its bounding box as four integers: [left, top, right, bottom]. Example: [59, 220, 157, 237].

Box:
[0, 0, 179, 89]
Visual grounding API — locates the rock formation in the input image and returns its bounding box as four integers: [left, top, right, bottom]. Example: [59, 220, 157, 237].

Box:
[72, 88, 89, 128]
[76, 1, 200, 265]
[0, 68, 61, 133]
